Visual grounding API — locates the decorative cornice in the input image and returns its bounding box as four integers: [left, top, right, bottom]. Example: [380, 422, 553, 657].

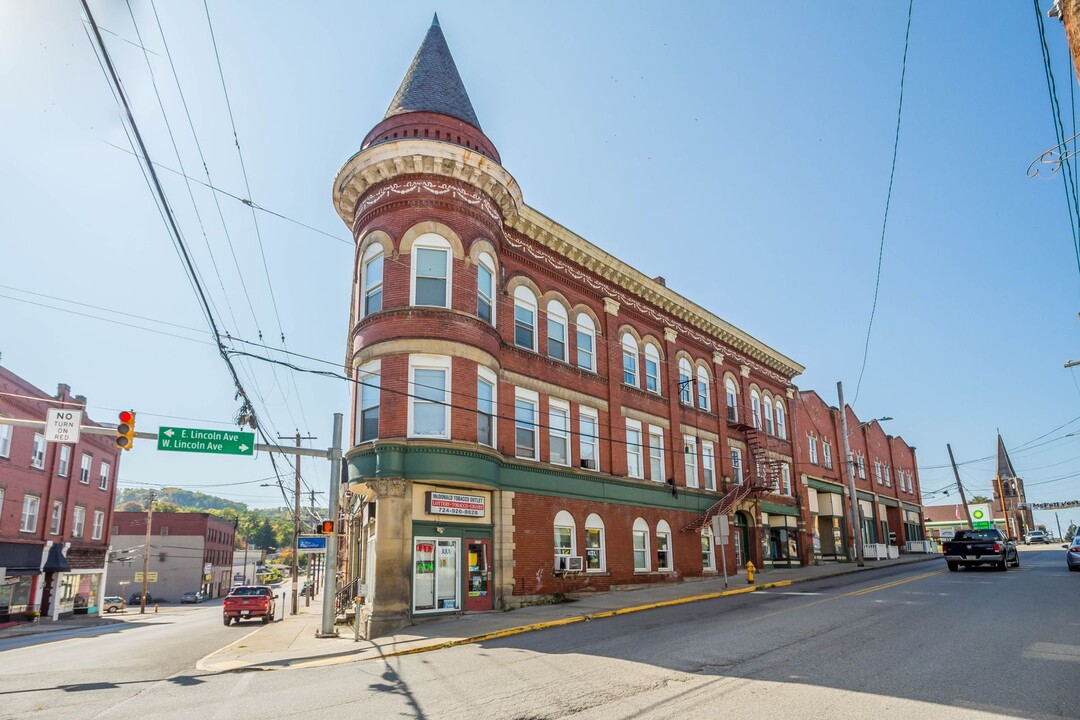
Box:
[333, 139, 804, 380]
[712, 351, 724, 366]
[367, 476, 408, 498]
[664, 327, 678, 344]
[740, 365, 751, 378]
[603, 298, 620, 316]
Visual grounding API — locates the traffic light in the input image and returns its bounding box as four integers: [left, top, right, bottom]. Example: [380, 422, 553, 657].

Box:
[116, 410, 136, 451]
[319, 520, 335, 535]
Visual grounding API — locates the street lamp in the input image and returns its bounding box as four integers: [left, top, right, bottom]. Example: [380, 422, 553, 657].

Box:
[837, 381, 892, 568]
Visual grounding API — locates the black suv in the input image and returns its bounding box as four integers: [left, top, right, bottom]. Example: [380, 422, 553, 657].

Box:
[129, 592, 153, 604]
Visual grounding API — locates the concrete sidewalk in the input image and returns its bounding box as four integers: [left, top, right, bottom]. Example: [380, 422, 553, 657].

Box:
[196, 552, 941, 673]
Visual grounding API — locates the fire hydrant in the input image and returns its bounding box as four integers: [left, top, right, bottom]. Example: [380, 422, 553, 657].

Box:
[745, 561, 756, 584]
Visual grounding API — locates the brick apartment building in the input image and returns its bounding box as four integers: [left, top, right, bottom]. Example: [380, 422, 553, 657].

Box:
[107, 511, 235, 601]
[0, 363, 121, 623]
[336, 18, 926, 637]
[792, 390, 926, 563]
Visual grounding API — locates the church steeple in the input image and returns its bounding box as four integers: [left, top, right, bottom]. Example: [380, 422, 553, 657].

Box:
[361, 15, 499, 161]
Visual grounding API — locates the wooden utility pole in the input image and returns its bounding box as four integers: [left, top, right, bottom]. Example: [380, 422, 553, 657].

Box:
[279, 431, 316, 616]
[947, 444, 974, 530]
[995, 475, 1012, 538]
[141, 492, 155, 614]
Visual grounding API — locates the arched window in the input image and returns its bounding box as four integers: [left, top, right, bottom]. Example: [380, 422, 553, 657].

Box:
[725, 378, 738, 422]
[554, 510, 576, 562]
[513, 286, 537, 351]
[750, 389, 762, 429]
[410, 233, 451, 308]
[584, 514, 605, 572]
[476, 252, 495, 325]
[360, 244, 383, 317]
[678, 358, 693, 405]
[701, 527, 715, 572]
[622, 333, 639, 387]
[644, 344, 661, 393]
[546, 301, 568, 362]
[632, 517, 650, 571]
[696, 367, 710, 411]
[763, 395, 774, 435]
[576, 313, 595, 371]
[775, 400, 787, 439]
[656, 519, 673, 571]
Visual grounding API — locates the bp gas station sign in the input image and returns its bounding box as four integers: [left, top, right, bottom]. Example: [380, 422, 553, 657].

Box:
[970, 507, 992, 530]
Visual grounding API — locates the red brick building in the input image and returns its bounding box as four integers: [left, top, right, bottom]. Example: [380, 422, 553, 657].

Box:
[336, 17, 821, 638]
[0, 363, 121, 623]
[792, 390, 926, 563]
[107, 512, 235, 600]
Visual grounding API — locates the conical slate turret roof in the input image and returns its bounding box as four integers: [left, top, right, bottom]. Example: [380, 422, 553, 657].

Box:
[996, 433, 1018, 480]
[385, 14, 481, 130]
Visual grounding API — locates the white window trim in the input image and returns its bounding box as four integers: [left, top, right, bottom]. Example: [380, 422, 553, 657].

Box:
[808, 435, 818, 465]
[477, 366, 498, 448]
[696, 367, 710, 411]
[72, 505, 86, 538]
[857, 454, 866, 479]
[781, 463, 792, 496]
[546, 301, 568, 362]
[0, 422, 11, 458]
[656, 519, 674, 572]
[513, 286, 538, 352]
[356, 360, 381, 444]
[684, 435, 699, 489]
[409, 233, 452, 308]
[763, 396, 774, 435]
[644, 344, 661, 394]
[633, 517, 651, 572]
[750, 390, 762, 429]
[725, 379, 739, 422]
[80, 453, 92, 484]
[622, 334, 639, 387]
[360, 244, 384, 318]
[50, 500, 63, 535]
[407, 355, 452, 440]
[775, 401, 787, 439]
[584, 514, 606, 572]
[99, 462, 111, 491]
[92, 510, 105, 540]
[579, 406, 600, 471]
[477, 252, 496, 326]
[549, 398, 571, 466]
[58, 445, 71, 477]
[702, 440, 715, 491]
[875, 461, 883, 485]
[514, 387, 540, 461]
[731, 448, 744, 485]
[701, 528, 716, 572]
[576, 314, 596, 372]
[554, 510, 576, 559]
[20, 494, 39, 533]
[678, 358, 693, 405]
[31, 433, 46, 469]
[822, 441, 832, 469]
[648, 426, 665, 483]
[625, 419, 644, 479]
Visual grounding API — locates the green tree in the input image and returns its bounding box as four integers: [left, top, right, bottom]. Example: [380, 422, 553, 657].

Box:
[152, 500, 181, 513]
[252, 519, 277, 550]
[117, 500, 144, 512]
[969, 496, 992, 504]
[1066, 523, 1077, 542]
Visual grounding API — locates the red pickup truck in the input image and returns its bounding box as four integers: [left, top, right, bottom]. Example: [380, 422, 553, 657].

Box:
[223, 586, 276, 625]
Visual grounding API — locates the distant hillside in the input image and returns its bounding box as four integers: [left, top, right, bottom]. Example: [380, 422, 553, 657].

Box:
[115, 487, 247, 513]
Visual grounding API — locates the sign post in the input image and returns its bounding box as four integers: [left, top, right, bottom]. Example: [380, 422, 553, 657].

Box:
[297, 535, 327, 554]
[44, 408, 82, 444]
[156, 427, 254, 456]
[712, 515, 730, 589]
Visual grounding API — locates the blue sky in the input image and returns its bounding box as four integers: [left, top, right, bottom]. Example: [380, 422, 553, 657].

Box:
[1, 2, 1079, 532]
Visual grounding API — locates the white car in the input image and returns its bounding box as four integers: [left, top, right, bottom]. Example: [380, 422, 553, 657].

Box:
[1024, 531, 1050, 545]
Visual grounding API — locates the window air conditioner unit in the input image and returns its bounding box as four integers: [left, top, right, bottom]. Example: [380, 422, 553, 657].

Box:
[554, 555, 584, 573]
[580, 459, 596, 470]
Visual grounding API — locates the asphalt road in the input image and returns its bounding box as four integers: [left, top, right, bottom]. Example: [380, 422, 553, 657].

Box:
[1, 550, 1076, 720]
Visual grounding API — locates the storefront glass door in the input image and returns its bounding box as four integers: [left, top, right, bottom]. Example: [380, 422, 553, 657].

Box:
[413, 537, 460, 613]
[464, 538, 492, 611]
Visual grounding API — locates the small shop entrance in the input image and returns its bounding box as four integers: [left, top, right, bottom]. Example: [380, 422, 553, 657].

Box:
[464, 538, 492, 611]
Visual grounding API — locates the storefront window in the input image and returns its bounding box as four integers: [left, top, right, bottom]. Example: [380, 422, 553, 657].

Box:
[413, 538, 459, 613]
[701, 530, 715, 571]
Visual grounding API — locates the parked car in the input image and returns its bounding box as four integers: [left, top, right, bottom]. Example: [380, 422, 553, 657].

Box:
[1066, 537, 1080, 572]
[1024, 530, 1050, 545]
[180, 590, 210, 604]
[222, 586, 276, 625]
[129, 592, 153, 605]
[102, 596, 126, 613]
[942, 528, 1019, 571]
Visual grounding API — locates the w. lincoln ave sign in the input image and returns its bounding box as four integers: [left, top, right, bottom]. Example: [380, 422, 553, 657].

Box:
[157, 426, 254, 456]
[426, 492, 486, 517]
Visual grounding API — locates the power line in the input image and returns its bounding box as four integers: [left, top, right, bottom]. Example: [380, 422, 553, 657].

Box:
[853, 0, 914, 405]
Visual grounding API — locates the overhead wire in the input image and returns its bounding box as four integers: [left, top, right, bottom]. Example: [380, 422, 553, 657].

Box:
[853, 0, 914, 405]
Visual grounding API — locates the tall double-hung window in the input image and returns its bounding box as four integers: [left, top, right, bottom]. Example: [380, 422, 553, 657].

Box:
[476, 252, 495, 324]
[625, 420, 643, 479]
[696, 367, 710, 411]
[477, 368, 496, 448]
[579, 407, 599, 471]
[576, 314, 595, 371]
[514, 287, 537, 351]
[684, 436, 698, 488]
[361, 244, 384, 316]
[678, 358, 693, 405]
[763, 396, 774, 435]
[356, 361, 381, 443]
[547, 301, 568, 361]
[725, 378, 738, 422]
[515, 388, 539, 460]
[775, 401, 787, 439]
[408, 356, 450, 439]
[549, 399, 571, 466]
[648, 427, 665, 482]
[411, 234, 451, 307]
[702, 441, 716, 491]
[644, 344, 661, 393]
[622, 334, 639, 386]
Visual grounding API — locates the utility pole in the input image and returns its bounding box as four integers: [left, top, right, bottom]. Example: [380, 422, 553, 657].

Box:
[1056, 512, 1064, 542]
[141, 492, 155, 614]
[279, 431, 316, 616]
[947, 444, 973, 530]
[318, 413, 343, 638]
[837, 382, 864, 567]
[995, 475, 1012, 539]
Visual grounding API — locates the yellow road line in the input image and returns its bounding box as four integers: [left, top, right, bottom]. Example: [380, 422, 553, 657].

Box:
[750, 568, 944, 622]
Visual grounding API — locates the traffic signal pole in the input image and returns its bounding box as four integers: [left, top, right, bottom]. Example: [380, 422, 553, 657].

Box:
[279, 431, 317, 616]
[317, 413, 343, 638]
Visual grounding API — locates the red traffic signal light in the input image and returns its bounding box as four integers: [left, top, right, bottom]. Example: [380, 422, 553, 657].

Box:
[116, 410, 136, 451]
[319, 520, 335, 535]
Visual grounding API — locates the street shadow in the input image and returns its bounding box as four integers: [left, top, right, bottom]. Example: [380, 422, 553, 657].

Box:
[4, 673, 208, 696]
[470, 557, 1077, 720]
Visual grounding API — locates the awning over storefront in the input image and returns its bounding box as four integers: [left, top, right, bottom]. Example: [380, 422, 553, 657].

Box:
[880, 497, 900, 508]
[0, 542, 45, 574]
[806, 477, 845, 494]
[43, 544, 71, 572]
[761, 502, 799, 516]
[901, 502, 922, 514]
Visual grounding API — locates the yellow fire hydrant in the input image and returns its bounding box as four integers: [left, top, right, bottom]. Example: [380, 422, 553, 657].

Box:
[745, 561, 756, 584]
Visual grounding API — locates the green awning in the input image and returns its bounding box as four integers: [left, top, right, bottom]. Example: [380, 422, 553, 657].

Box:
[807, 478, 845, 494]
[901, 502, 922, 513]
[761, 502, 799, 516]
[856, 490, 876, 502]
[879, 497, 899, 508]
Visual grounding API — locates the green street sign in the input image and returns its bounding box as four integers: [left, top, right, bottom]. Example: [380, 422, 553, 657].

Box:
[157, 426, 254, 456]
[972, 521, 992, 530]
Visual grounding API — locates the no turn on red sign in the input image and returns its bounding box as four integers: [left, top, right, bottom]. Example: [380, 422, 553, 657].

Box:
[45, 408, 82, 444]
